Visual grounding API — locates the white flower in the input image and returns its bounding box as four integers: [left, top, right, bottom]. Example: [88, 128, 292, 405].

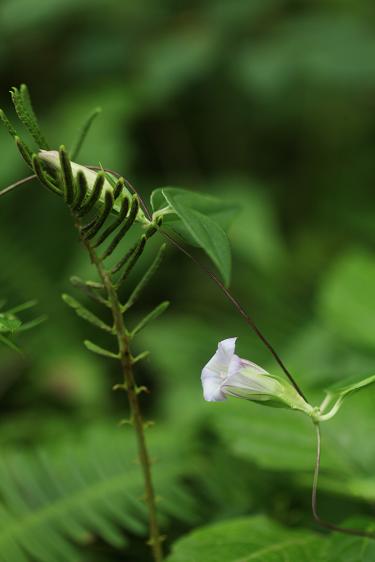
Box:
[201, 338, 312, 413]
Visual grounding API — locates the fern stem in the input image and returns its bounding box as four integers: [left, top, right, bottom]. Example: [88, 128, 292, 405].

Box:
[77, 222, 164, 562]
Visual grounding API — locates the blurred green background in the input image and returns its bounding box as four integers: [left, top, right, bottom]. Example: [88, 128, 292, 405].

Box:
[0, 1, 375, 560]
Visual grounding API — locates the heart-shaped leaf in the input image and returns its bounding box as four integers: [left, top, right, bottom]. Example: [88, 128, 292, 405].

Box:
[151, 187, 236, 286]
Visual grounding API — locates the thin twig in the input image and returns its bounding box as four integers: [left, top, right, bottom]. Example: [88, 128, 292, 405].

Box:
[312, 422, 375, 539]
[0, 174, 36, 197]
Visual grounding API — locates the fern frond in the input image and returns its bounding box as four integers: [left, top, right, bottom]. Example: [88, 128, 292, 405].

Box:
[93, 196, 130, 248]
[101, 195, 139, 260]
[77, 172, 105, 217]
[62, 294, 113, 333]
[71, 107, 101, 160]
[124, 243, 167, 311]
[0, 426, 196, 561]
[10, 85, 49, 149]
[117, 235, 147, 286]
[130, 301, 170, 337]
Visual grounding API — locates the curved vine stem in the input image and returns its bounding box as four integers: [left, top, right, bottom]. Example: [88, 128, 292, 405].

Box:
[312, 422, 375, 540]
[0, 174, 36, 197]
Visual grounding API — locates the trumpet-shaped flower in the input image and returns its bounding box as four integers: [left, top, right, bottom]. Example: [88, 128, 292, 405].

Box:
[201, 338, 312, 414]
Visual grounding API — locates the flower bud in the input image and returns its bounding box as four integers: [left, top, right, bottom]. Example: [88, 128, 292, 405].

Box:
[38, 150, 128, 214]
[201, 338, 313, 415]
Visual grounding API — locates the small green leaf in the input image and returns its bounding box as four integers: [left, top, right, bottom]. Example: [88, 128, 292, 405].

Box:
[130, 301, 170, 337]
[151, 187, 238, 235]
[5, 299, 38, 315]
[62, 294, 113, 333]
[158, 187, 233, 286]
[84, 340, 120, 360]
[71, 107, 101, 160]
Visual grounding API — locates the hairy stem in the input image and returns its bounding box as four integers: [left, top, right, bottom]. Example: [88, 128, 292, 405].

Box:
[77, 220, 163, 562]
[312, 422, 374, 540]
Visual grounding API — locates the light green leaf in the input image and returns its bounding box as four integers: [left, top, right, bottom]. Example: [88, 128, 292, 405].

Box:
[84, 340, 119, 360]
[166, 515, 326, 562]
[154, 187, 233, 286]
[130, 301, 170, 337]
[62, 293, 113, 333]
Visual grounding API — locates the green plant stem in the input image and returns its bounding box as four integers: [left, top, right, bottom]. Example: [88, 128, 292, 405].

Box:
[77, 221, 163, 562]
[312, 421, 375, 540]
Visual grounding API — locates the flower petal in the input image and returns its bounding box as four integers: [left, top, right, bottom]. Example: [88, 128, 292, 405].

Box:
[201, 337, 237, 402]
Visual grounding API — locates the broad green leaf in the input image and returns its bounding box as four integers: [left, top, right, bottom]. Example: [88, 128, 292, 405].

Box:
[153, 187, 233, 285]
[324, 373, 375, 401]
[323, 518, 375, 561]
[166, 515, 326, 562]
[150, 187, 238, 232]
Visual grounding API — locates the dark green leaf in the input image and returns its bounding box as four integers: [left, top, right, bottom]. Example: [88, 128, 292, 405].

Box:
[160, 187, 233, 286]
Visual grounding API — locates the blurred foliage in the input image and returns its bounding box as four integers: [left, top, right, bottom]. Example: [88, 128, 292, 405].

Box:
[0, 0, 375, 560]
